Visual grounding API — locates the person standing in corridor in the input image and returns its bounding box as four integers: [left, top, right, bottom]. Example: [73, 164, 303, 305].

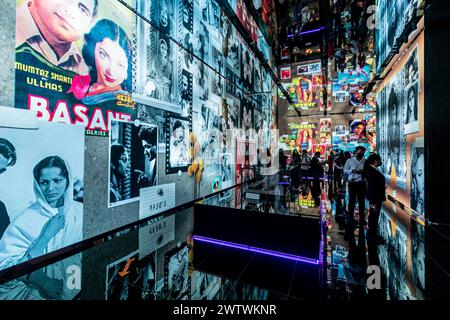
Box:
[365, 153, 386, 245]
[343, 146, 367, 238]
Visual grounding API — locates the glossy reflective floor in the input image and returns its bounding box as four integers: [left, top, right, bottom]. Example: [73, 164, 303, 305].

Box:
[0, 174, 448, 300]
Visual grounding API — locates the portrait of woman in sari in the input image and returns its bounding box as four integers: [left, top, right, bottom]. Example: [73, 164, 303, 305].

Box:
[68, 19, 132, 105]
[0, 156, 82, 300]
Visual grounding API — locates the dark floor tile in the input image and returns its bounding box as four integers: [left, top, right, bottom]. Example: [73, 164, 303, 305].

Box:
[193, 241, 255, 281]
[287, 261, 321, 299]
[238, 252, 298, 296]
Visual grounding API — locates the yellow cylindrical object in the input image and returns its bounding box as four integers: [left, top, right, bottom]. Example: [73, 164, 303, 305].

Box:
[195, 170, 202, 182]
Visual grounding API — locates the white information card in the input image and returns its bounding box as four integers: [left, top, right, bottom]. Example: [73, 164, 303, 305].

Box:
[139, 183, 176, 219]
[139, 215, 175, 259]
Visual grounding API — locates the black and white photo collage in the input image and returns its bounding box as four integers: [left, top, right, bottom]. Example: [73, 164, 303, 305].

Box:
[377, 45, 423, 214]
[95, 0, 278, 208]
[375, 0, 419, 71]
[135, 0, 177, 104]
[377, 70, 408, 188]
[109, 120, 159, 207]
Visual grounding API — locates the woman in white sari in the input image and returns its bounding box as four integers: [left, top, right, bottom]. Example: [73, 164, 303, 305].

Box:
[0, 156, 82, 300]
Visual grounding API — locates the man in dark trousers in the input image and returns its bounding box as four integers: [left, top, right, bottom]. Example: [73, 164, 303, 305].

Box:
[365, 153, 386, 245]
[327, 150, 335, 180]
[300, 149, 311, 182]
[310, 151, 324, 206]
[333, 150, 345, 190]
[278, 148, 287, 171]
[343, 146, 366, 238]
[0, 138, 17, 239]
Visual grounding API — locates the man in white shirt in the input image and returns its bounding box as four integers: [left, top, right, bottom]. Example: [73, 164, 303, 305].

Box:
[343, 146, 367, 236]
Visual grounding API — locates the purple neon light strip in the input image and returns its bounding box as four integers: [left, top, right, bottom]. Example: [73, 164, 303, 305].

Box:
[287, 27, 325, 38]
[192, 235, 319, 265]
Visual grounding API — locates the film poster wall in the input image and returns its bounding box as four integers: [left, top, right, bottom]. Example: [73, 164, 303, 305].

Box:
[279, 114, 376, 162]
[1, 0, 276, 278]
[375, 27, 425, 299]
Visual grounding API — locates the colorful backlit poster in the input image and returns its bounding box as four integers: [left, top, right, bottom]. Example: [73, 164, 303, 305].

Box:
[283, 75, 323, 110]
[280, 67, 291, 80]
[357, 93, 377, 112]
[280, 60, 322, 110]
[315, 132, 331, 158]
[14, 0, 136, 136]
[334, 125, 346, 136]
[337, 64, 371, 85]
[349, 119, 367, 142]
[296, 61, 321, 75]
[364, 114, 376, 133]
[288, 123, 319, 153]
[319, 118, 332, 132]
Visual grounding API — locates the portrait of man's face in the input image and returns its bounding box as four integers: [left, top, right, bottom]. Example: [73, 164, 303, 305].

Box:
[182, 74, 189, 92]
[142, 139, 156, 161]
[415, 153, 425, 196]
[355, 124, 364, 135]
[31, 0, 96, 43]
[243, 107, 251, 129]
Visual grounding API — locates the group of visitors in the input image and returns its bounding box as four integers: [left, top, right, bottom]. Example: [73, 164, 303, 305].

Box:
[280, 148, 326, 207]
[280, 145, 387, 245]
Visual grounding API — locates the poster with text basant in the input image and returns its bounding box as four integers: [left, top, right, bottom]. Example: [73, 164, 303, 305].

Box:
[15, 0, 136, 136]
